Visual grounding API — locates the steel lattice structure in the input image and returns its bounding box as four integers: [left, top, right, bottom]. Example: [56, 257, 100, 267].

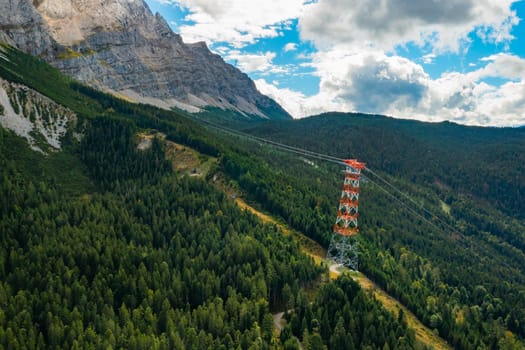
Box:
[327, 159, 366, 271]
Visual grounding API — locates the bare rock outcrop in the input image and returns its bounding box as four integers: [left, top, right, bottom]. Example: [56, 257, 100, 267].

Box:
[0, 0, 291, 120]
[0, 0, 56, 58]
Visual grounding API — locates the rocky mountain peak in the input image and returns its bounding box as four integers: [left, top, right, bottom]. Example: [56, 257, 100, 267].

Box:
[35, 0, 162, 46]
[0, 0, 291, 120]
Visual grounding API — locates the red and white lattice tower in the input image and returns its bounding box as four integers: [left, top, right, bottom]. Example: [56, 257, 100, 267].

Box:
[327, 159, 366, 271]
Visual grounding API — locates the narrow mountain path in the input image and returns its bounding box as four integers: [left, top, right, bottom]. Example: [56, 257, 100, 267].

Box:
[235, 198, 325, 264]
[235, 197, 451, 350]
[272, 311, 285, 332]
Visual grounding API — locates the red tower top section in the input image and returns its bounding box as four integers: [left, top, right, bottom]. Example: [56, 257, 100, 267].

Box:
[342, 159, 366, 170]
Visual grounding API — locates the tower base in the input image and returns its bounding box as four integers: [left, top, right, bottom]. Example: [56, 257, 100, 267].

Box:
[327, 234, 359, 271]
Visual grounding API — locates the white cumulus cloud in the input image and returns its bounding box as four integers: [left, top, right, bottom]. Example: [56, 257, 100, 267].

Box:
[163, 0, 309, 47]
[284, 43, 298, 52]
[225, 51, 277, 73]
[260, 51, 525, 126]
[255, 78, 343, 118]
[299, 0, 519, 52]
[478, 53, 525, 79]
[422, 53, 436, 64]
[310, 50, 429, 114]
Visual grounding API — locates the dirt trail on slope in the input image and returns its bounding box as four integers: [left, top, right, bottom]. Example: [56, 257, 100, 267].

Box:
[272, 312, 285, 332]
[330, 265, 451, 350]
[235, 198, 326, 264]
[235, 197, 451, 350]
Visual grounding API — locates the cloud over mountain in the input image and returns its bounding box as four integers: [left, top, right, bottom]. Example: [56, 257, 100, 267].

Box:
[145, 1, 525, 125]
[164, 0, 307, 47]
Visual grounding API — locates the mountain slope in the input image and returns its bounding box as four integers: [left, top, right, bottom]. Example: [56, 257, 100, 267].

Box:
[0, 0, 291, 120]
[0, 44, 419, 350]
[245, 112, 525, 220]
[234, 112, 525, 348]
[3, 41, 524, 349]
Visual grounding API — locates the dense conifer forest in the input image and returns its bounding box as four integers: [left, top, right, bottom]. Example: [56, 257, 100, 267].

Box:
[0, 45, 421, 349]
[1, 44, 524, 349]
[240, 114, 525, 349]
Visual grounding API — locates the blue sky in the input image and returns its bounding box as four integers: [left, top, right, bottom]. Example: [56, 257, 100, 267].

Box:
[145, 0, 525, 126]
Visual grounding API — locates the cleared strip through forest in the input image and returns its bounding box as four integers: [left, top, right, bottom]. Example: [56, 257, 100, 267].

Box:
[235, 197, 451, 350]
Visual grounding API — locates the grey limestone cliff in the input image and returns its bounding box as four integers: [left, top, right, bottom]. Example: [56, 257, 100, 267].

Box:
[0, 0, 291, 120]
[0, 0, 55, 58]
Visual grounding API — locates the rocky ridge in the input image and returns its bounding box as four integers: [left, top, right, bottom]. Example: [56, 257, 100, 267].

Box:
[0, 0, 55, 58]
[0, 0, 291, 120]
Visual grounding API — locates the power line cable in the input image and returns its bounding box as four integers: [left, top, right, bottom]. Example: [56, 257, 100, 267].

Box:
[193, 115, 457, 234]
[364, 167, 458, 234]
[360, 177, 447, 234]
[363, 175, 454, 236]
[197, 117, 343, 164]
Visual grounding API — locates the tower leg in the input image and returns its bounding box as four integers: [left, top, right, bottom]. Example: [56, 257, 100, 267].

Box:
[327, 234, 359, 271]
